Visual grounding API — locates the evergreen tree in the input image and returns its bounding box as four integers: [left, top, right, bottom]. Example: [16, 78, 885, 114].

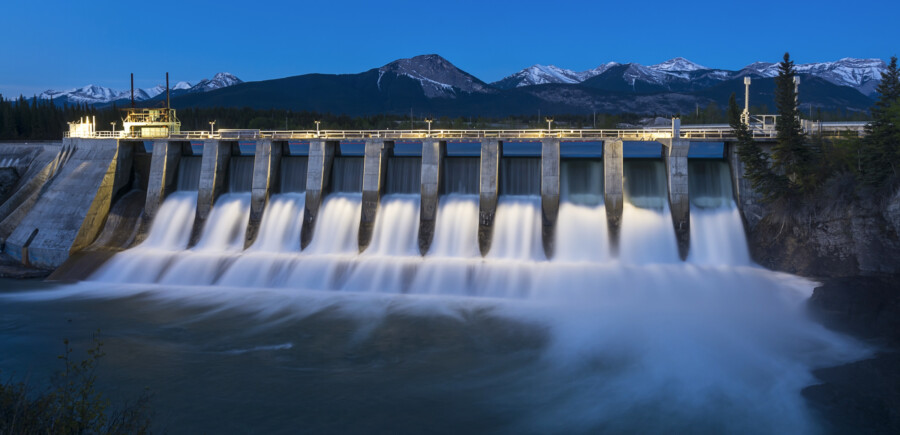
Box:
[728, 93, 786, 201]
[860, 56, 900, 185]
[772, 52, 814, 194]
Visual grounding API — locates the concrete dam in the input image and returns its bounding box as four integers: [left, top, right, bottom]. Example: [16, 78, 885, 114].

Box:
[0, 125, 762, 279]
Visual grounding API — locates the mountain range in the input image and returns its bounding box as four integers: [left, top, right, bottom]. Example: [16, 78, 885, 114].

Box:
[41, 55, 886, 116]
[39, 73, 242, 105]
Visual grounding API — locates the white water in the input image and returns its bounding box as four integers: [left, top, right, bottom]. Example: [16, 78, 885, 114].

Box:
[487, 196, 545, 261]
[249, 193, 305, 253]
[554, 202, 609, 262]
[71, 175, 870, 433]
[428, 194, 479, 258]
[92, 191, 198, 283]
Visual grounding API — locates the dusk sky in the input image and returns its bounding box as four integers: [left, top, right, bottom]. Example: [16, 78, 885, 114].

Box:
[1, 0, 897, 97]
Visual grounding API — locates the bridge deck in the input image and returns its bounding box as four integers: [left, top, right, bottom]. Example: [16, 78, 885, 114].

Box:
[64, 122, 867, 141]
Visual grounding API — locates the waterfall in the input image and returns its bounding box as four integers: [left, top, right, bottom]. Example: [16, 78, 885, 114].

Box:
[500, 158, 541, 195]
[280, 156, 308, 193]
[303, 193, 362, 254]
[441, 157, 479, 194]
[428, 194, 479, 258]
[385, 157, 421, 194]
[249, 193, 305, 253]
[365, 194, 420, 256]
[487, 196, 545, 261]
[331, 157, 364, 193]
[91, 191, 197, 283]
[560, 159, 603, 207]
[689, 160, 734, 208]
[228, 156, 254, 192]
[624, 160, 666, 209]
[177, 156, 202, 191]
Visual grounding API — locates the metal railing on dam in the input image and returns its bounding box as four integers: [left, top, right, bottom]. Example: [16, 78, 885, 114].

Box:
[64, 121, 868, 141]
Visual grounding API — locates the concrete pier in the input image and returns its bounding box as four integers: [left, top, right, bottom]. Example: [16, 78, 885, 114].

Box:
[418, 139, 444, 255]
[0, 145, 63, 244]
[4, 139, 130, 268]
[245, 139, 282, 248]
[140, 140, 182, 240]
[603, 139, 624, 254]
[541, 138, 560, 259]
[478, 138, 502, 257]
[300, 139, 336, 250]
[662, 138, 691, 260]
[358, 139, 393, 252]
[189, 140, 231, 247]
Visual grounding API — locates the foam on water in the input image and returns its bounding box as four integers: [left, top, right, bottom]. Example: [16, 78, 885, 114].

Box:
[48, 170, 870, 433]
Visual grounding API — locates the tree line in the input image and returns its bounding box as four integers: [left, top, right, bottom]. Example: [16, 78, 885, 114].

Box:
[730, 53, 900, 202]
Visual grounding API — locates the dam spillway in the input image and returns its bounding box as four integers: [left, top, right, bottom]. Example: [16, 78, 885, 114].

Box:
[42, 134, 754, 293]
[0, 134, 747, 269]
[0, 133, 872, 433]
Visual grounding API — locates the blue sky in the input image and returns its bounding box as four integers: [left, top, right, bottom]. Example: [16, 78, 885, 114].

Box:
[1, 0, 896, 97]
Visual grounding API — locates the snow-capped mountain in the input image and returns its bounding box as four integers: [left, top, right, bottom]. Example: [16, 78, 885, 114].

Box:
[378, 54, 490, 98]
[492, 57, 888, 96]
[740, 58, 886, 96]
[188, 73, 242, 93]
[649, 57, 708, 72]
[39, 73, 241, 105]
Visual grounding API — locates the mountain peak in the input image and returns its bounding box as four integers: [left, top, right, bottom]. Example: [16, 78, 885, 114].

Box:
[379, 54, 489, 97]
[650, 57, 707, 72]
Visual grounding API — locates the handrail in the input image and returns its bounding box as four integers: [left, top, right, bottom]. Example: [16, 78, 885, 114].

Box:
[64, 122, 868, 140]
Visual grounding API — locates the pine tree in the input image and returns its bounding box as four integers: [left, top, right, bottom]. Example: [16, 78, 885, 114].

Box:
[772, 52, 813, 195]
[860, 56, 900, 185]
[728, 93, 787, 201]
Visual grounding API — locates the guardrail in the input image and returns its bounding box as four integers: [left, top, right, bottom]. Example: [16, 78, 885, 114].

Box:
[64, 122, 869, 140]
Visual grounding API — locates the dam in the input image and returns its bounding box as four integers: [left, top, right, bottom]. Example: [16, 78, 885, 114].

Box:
[0, 116, 872, 433]
[0, 116, 865, 273]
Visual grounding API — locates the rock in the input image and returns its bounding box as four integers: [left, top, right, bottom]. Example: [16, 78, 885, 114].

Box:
[803, 353, 900, 434]
[745, 189, 900, 277]
[808, 276, 900, 345]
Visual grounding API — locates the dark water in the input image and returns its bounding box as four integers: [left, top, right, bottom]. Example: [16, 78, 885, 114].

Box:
[331, 157, 364, 193]
[385, 157, 422, 194]
[0, 272, 867, 435]
[176, 156, 202, 191]
[280, 156, 308, 193]
[228, 156, 254, 193]
[441, 157, 479, 194]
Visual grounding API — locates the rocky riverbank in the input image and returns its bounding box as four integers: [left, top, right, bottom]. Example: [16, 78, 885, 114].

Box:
[803, 276, 900, 434]
[744, 184, 900, 278]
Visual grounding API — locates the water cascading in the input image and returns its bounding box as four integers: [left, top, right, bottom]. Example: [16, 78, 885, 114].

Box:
[92, 191, 198, 283]
[177, 156, 202, 191]
[555, 160, 608, 262]
[156, 194, 251, 285]
[688, 160, 751, 265]
[280, 156, 308, 193]
[620, 160, 680, 263]
[228, 156, 254, 192]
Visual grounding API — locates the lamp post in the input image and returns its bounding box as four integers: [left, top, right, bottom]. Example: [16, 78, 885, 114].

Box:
[545, 117, 554, 132]
[425, 118, 433, 135]
[110, 122, 116, 136]
[315, 120, 321, 136]
[209, 121, 216, 136]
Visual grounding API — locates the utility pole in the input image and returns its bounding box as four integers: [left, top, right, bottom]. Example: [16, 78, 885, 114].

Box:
[742, 77, 751, 125]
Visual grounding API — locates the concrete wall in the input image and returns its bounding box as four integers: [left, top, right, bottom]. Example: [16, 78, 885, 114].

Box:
[541, 138, 560, 259]
[0, 146, 62, 244]
[189, 140, 231, 247]
[478, 139, 502, 256]
[245, 139, 282, 248]
[4, 139, 127, 268]
[663, 138, 691, 260]
[358, 139, 393, 252]
[300, 140, 336, 250]
[418, 139, 444, 255]
[603, 139, 624, 254]
[141, 140, 182, 233]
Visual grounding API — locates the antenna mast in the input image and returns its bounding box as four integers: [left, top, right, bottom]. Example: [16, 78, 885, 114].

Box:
[166, 72, 170, 111]
[130, 73, 135, 108]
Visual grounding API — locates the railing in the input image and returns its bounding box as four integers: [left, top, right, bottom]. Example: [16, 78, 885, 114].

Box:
[64, 122, 870, 141]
